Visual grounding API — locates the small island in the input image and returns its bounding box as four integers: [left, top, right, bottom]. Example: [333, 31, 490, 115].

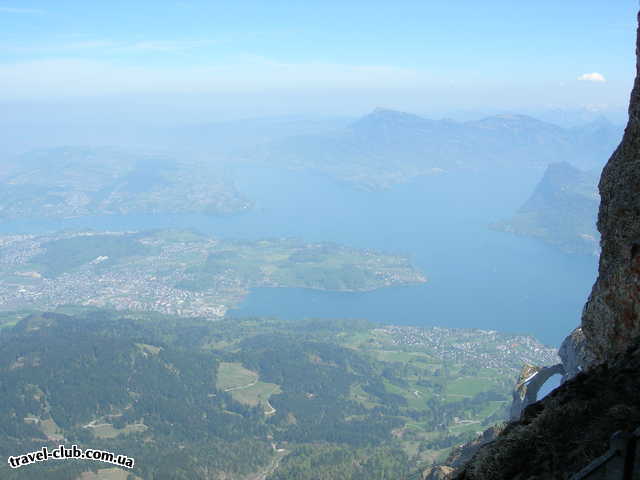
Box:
[0, 229, 426, 317]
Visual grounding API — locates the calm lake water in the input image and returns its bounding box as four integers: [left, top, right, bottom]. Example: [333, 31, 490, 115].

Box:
[0, 165, 598, 347]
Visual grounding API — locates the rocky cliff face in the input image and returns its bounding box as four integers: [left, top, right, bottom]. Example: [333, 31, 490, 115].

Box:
[428, 11, 640, 480]
[491, 162, 601, 256]
[421, 425, 505, 480]
[453, 341, 640, 480]
[558, 327, 595, 382]
[581, 12, 640, 366]
[509, 363, 564, 420]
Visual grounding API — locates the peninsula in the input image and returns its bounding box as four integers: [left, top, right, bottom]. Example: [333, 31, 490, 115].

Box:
[0, 229, 426, 317]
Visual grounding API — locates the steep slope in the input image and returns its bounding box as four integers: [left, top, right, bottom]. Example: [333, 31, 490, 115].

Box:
[581, 13, 640, 365]
[254, 109, 621, 190]
[492, 162, 600, 255]
[453, 341, 640, 480]
[442, 9, 640, 480]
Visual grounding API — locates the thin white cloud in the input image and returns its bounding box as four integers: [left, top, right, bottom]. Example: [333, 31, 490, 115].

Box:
[0, 39, 216, 55]
[0, 6, 45, 14]
[577, 72, 606, 83]
[64, 41, 118, 49]
[113, 40, 215, 53]
[0, 41, 114, 55]
[0, 57, 431, 100]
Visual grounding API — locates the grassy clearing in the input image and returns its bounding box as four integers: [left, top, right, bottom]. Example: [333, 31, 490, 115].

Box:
[92, 422, 147, 439]
[0, 319, 19, 329]
[79, 467, 141, 480]
[216, 362, 258, 391]
[382, 379, 432, 411]
[39, 418, 63, 440]
[374, 350, 433, 363]
[446, 377, 493, 397]
[477, 400, 508, 418]
[476, 367, 502, 378]
[0, 310, 34, 329]
[135, 343, 161, 355]
[349, 383, 382, 409]
[216, 362, 280, 411]
[448, 421, 483, 435]
[340, 331, 374, 349]
[202, 339, 237, 351]
[230, 381, 281, 408]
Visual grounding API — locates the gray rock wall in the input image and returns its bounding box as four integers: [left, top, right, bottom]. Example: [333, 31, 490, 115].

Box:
[559, 327, 595, 381]
[509, 363, 564, 420]
[581, 12, 640, 366]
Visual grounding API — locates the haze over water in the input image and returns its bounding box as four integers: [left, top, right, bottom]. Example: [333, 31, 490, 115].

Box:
[0, 165, 597, 346]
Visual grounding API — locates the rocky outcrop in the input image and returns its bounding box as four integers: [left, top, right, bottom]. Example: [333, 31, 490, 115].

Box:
[422, 465, 455, 480]
[420, 425, 505, 480]
[509, 363, 564, 420]
[418, 361, 563, 479]
[449, 10, 640, 480]
[581, 12, 640, 366]
[453, 341, 640, 480]
[558, 327, 595, 382]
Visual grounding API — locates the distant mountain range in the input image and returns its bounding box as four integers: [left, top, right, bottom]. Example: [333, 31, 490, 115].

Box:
[163, 115, 354, 156]
[0, 112, 619, 235]
[492, 162, 600, 255]
[248, 109, 622, 189]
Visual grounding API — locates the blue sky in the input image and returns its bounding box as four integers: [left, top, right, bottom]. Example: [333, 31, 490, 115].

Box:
[0, 1, 637, 119]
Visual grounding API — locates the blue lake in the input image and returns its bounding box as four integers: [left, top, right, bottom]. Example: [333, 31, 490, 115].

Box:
[0, 166, 598, 347]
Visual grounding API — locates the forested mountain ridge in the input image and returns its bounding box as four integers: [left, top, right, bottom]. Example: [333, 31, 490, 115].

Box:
[492, 162, 600, 255]
[251, 109, 622, 190]
[0, 309, 556, 479]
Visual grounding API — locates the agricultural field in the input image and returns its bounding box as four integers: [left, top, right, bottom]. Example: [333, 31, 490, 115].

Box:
[0, 310, 558, 479]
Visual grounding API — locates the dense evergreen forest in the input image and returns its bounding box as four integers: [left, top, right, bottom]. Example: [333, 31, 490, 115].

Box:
[0, 309, 554, 479]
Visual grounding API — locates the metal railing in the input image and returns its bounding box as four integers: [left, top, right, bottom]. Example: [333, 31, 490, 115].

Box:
[570, 427, 640, 480]
[411, 427, 640, 479]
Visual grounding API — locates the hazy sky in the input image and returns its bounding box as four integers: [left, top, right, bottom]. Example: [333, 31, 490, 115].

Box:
[0, 1, 637, 121]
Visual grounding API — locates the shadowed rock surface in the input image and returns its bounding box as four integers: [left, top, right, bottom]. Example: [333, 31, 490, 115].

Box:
[453, 342, 640, 479]
[581, 11, 640, 365]
[558, 327, 595, 382]
[420, 425, 505, 479]
[422, 465, 456, 480]
[509, 364, 564, 421]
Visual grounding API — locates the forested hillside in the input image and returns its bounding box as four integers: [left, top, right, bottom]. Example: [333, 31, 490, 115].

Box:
[0, 310, 556, 479]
